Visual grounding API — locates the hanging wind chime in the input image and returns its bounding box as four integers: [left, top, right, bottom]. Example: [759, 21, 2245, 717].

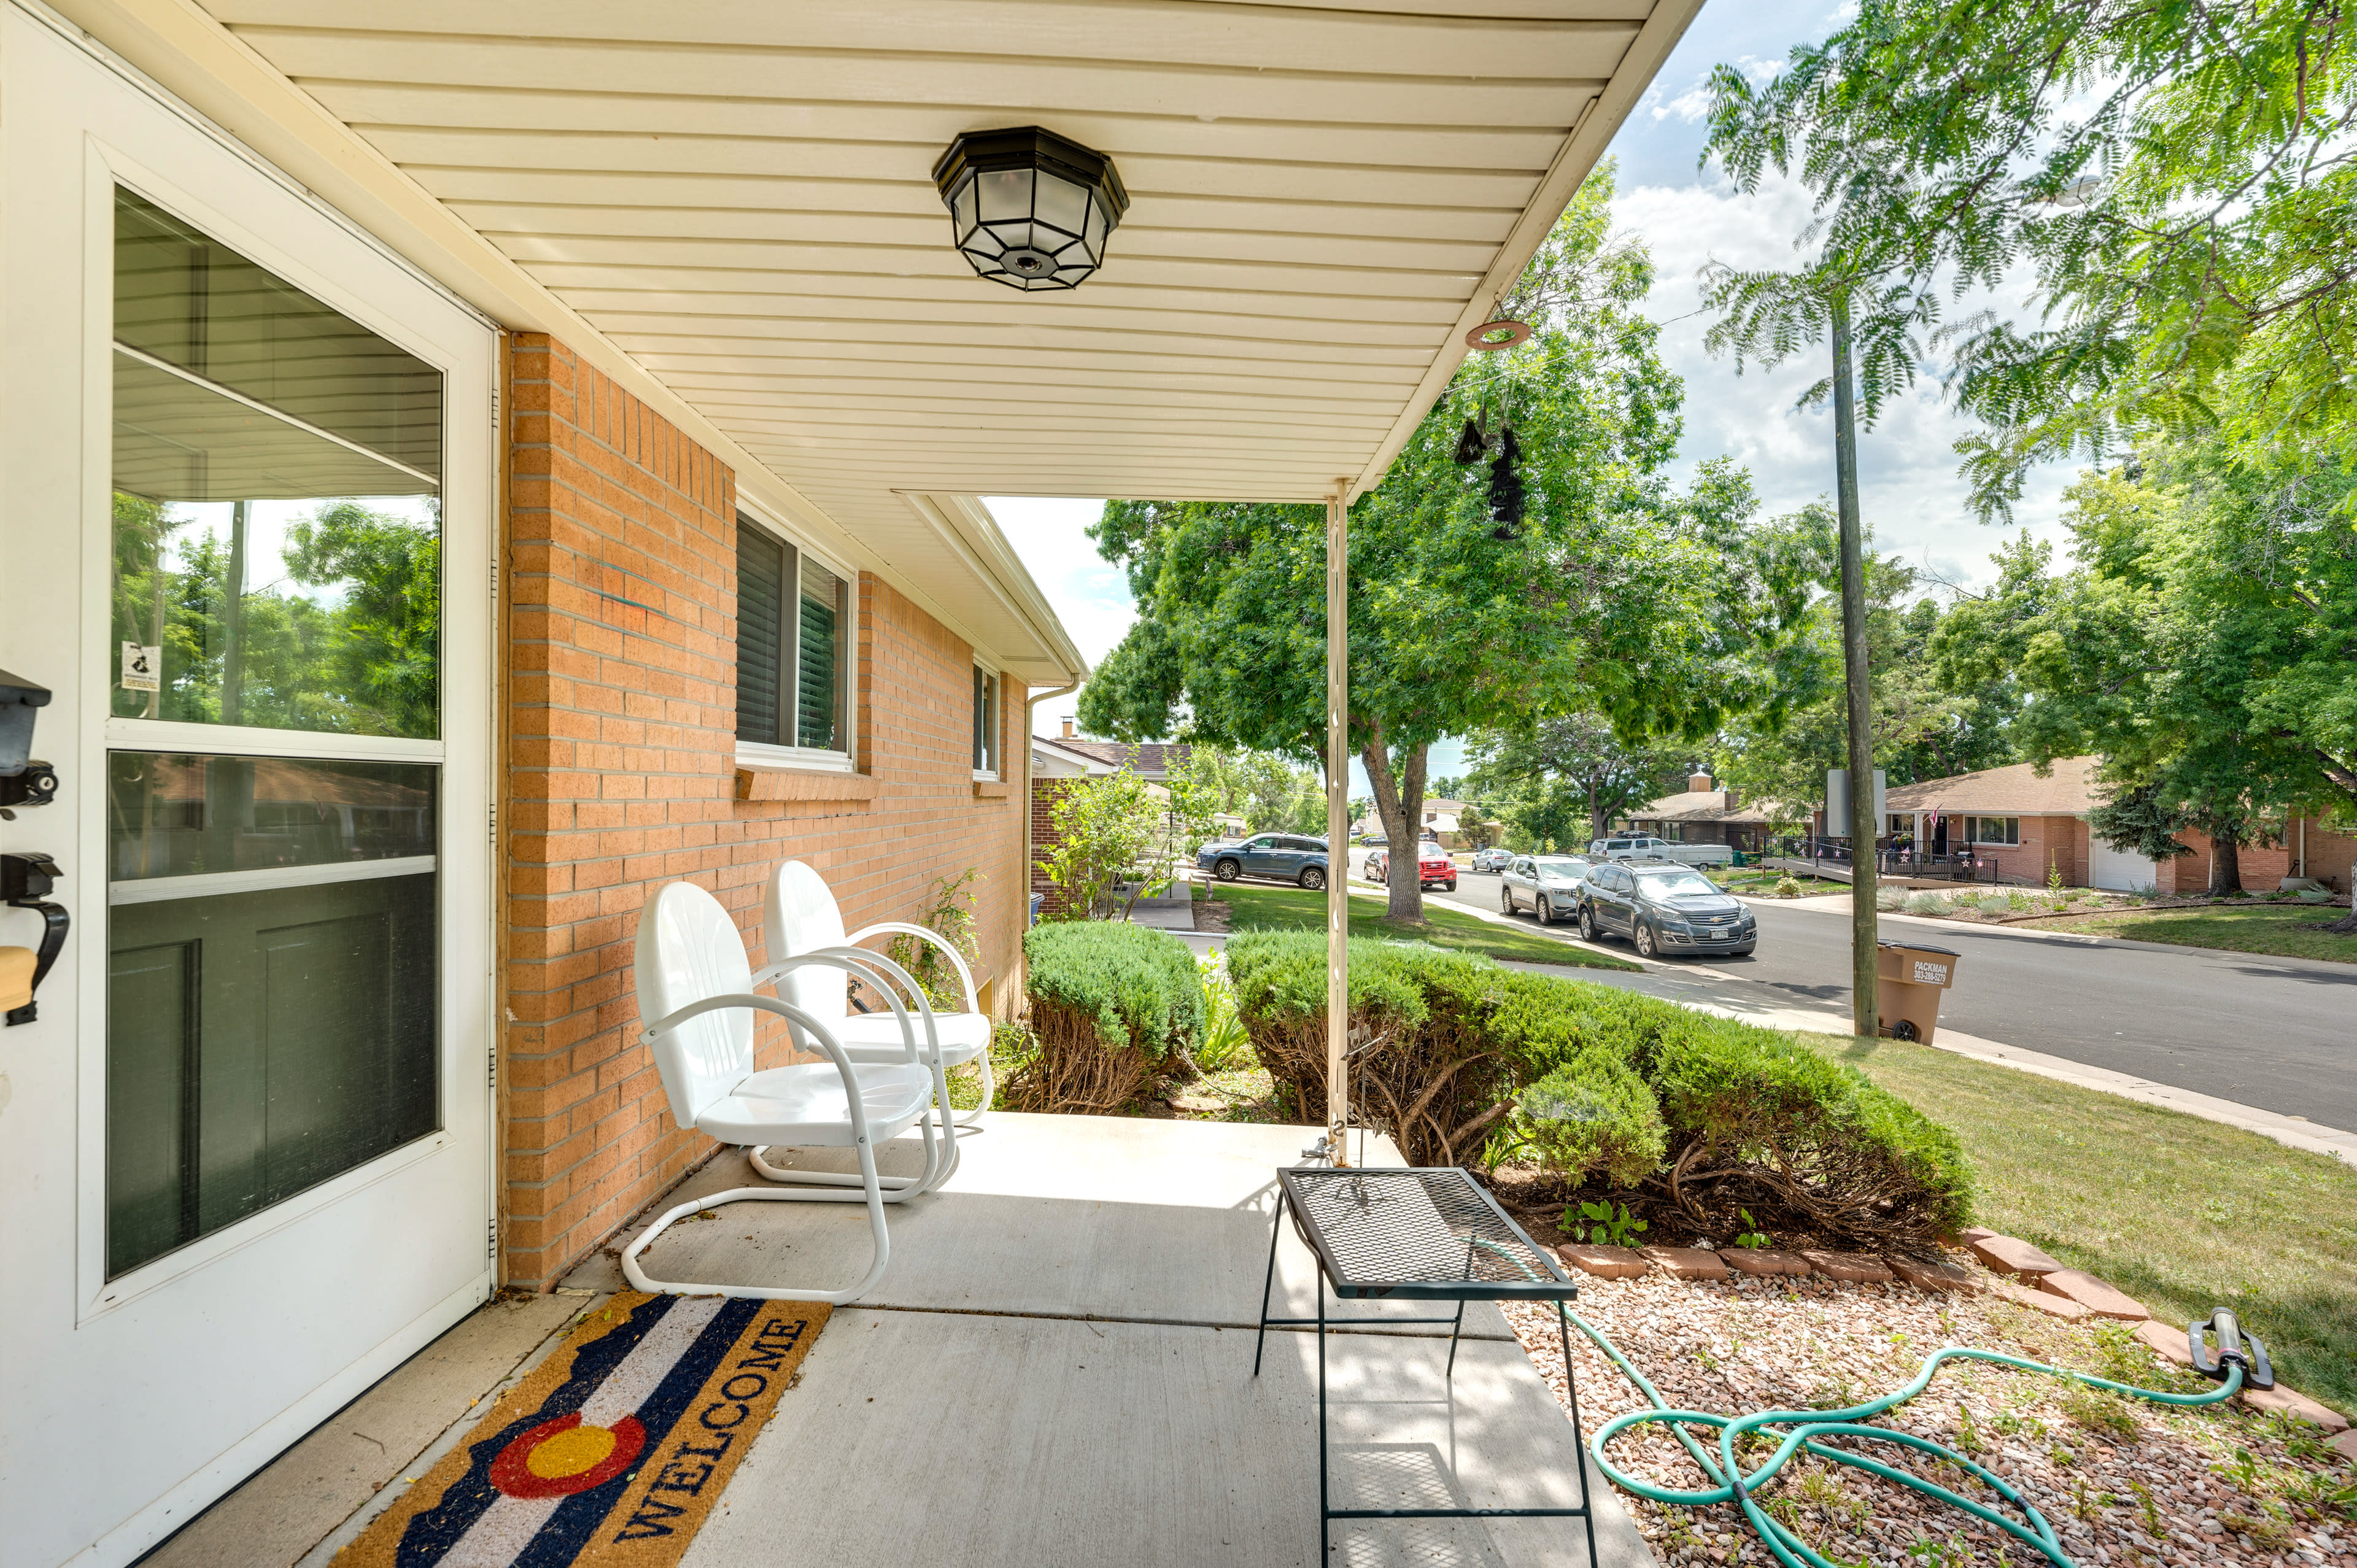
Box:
[1457, 318, 1532, 540]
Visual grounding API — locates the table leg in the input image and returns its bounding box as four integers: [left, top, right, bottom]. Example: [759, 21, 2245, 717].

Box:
[1253, 1184, 1287, 1378]
[1561, 1302, 1600, 1568]
[1318, 1271, 1331, 1562]
[1445, 1297, 1468, 1383]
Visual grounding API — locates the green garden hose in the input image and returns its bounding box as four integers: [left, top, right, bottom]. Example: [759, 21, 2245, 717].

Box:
[1462, 1241, 2272, 1568]
[1565, 1305, 2266, 1568]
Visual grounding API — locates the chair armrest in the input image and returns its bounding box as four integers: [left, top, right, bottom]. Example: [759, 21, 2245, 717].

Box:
[640, 993, 885, 1143]
[847, 922, 980, 1013]
[748, 949, 934, 1065]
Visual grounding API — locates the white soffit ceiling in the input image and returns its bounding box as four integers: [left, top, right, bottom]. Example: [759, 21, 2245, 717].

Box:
[146, 0, 1703, 676]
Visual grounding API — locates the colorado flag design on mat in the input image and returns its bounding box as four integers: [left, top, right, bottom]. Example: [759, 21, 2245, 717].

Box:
[338, 1291, 827, 1568]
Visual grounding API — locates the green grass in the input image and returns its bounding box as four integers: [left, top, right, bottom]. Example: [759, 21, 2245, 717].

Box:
[2013, 902, 2357, 964]
[1199, 881, 1638, 970]
[1798, 1030, 2357, 1415]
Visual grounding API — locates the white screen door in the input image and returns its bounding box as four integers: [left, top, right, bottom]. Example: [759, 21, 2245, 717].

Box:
[0, 12, 495, 1567]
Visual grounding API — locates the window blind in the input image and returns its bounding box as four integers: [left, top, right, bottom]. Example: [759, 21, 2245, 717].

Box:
[736, 525, 788, 744]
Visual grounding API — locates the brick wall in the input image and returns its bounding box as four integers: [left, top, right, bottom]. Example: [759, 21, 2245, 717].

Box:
[1031, 777, 1074, 916]
[1950, 814, 2085, 887]
[501, 333, 1029, 1289]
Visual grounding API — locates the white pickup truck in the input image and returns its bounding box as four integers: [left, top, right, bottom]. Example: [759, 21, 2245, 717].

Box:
[1587, 834, 1735, 868]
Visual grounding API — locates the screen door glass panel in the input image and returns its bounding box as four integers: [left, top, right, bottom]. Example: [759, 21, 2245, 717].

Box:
[105, 754, 439, 1278]
[109, 188, 443, 738]
[104, 185, 447, 1280]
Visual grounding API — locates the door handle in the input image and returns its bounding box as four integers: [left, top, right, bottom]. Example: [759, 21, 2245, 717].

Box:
[2, 851, 68, 1026]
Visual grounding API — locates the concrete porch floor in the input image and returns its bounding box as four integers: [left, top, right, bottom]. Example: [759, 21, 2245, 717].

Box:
[144, 1114, 1657, 1568]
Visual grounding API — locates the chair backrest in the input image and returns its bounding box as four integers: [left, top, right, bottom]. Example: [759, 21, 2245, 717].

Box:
[763, 860, 850, 1033]
[633, 881, 757, 1130]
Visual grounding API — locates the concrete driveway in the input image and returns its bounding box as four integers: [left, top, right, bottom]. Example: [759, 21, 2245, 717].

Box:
[1347, 851, 2357, 1137]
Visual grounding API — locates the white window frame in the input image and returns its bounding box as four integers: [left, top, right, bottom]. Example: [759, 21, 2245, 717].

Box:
[733, 502, 857, 774]
[971, 660, 1002, 781]
[1966, 816, 2021, 846]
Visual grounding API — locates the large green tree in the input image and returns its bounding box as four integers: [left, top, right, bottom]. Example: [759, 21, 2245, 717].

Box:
[1706, 0, 2357, 517]
[1081, 168, 1830, 919]
[1932, 434, 2357, 906]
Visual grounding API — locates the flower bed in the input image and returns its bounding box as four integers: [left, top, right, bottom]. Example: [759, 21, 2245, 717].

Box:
[1507, 1269, 2355, 1568]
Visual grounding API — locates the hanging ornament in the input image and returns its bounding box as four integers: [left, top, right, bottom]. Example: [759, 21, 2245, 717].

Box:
[1465, 320, 1533, 351]
[1452, 417, 1489, 466]
[1488, 426, 1525, 540]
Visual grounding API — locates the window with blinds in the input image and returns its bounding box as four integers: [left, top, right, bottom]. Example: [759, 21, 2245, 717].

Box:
[737, 518, 848, 755]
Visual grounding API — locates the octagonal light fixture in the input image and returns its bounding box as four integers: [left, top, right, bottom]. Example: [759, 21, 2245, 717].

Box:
[932, 126, 1129, 292]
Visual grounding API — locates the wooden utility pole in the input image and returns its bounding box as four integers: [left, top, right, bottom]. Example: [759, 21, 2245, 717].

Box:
[1829, 291, 1879, 1039]
[1325, 484, 1351, 1162]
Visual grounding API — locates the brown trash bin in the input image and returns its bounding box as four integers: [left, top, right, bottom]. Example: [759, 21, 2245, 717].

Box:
[1876, 941, 1959, 1044]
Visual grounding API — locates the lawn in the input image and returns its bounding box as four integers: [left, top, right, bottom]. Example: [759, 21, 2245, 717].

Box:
[2011, 902, 2357, 964]
[1798, 1030, 2357, 1416]
[1200, 881, 1638, 970]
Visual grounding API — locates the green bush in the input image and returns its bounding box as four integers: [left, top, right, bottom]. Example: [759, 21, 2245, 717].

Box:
[1226, 931, 1973, 1248]
[1012, 922, 1204, 1111]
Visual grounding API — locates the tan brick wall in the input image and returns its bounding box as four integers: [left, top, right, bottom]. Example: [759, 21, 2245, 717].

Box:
[501, 333, 1028, 1289]
[1956, 814, 2085, 887]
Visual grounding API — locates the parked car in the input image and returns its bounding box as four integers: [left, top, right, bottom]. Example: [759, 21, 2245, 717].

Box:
[1469, 846, 1513, 873]
[1575, 863, 1755, 959]
[1499, 854, 1592, 924]
[1199, 833, 1329, 889]
[1586, 833, 1735, 868]
[1363, 843, 1456, 891]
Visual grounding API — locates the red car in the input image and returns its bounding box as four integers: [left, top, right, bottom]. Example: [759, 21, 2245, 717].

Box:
[1364, 843, 1458, 892]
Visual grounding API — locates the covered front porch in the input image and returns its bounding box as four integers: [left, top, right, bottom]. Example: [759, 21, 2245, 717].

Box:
[145, 1114, 1653, 1568]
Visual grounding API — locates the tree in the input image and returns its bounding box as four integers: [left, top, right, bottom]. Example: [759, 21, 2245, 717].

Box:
[1034, 769, 1165, 921]
[1705, 0, 2357, 517]
[1932, 432, 2357, 906]
[1467, 714, 1684, 844]
[1083, 165, 1829, 921]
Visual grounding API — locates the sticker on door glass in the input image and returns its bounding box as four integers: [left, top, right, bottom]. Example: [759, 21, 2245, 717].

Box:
[120, 641, 161, 692]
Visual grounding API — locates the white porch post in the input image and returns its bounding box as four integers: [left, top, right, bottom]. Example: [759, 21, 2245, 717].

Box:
[1326, 484, 1351, 1164]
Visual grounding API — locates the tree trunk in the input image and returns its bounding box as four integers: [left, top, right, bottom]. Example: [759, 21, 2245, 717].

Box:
[2207, 832, 2242, 897]
[1589, 778, 1607, 845]
[1361, 728, 1428, 922]
[1830, 291, 1878, 1040]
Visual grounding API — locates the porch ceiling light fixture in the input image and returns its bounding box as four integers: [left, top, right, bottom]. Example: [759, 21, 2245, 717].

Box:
[932, 126, 1129, 292]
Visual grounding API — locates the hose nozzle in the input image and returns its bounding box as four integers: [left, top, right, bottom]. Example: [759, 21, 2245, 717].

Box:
[2189, 1309, 2274, 1390]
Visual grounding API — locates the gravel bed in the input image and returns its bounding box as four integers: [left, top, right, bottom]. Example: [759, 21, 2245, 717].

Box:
[1503, 1271, 2354, 1568]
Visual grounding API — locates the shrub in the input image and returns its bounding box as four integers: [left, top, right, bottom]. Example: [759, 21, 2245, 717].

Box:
[1876, 885, 1906, 911]
[1647, 1017, 1974, 1249]
[1228, 932, 1974, 1248]
[1976, 894, 2012, 915]
[1903, 890, 1948, 915]
[1011, 922, 1204, 1112]
[1775, 876, 1804, 897]
[1501, 1051, 1666, 1189]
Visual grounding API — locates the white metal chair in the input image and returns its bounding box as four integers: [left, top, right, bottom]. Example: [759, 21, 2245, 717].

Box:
[759, 861, 995, 1156]
[623, 880, 957, 1303]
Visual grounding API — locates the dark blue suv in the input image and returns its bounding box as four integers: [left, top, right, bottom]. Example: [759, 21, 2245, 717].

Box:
[1198, 833, 1330, 890]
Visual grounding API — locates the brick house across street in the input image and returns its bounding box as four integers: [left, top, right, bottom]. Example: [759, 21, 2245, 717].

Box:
[1883, 757, 2353, 894]
[1627, 771, 1778, 854]
[0, 6, 1716, 1558]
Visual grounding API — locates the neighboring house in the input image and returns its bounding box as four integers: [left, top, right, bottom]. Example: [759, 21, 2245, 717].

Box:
[1883, 757, 2354, 893]
[1045, 717, 1193, 783]
[0, 6, 1707, 1562]
[1353, 797, 1473, 845]
[1627, 773, 1776, 853]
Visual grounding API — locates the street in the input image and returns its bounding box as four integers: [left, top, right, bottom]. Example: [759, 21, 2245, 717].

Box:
[1345, 849, 2357, 1134]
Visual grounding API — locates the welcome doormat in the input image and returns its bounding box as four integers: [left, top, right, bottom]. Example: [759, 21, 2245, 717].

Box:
[337, 1291, 828, 1568]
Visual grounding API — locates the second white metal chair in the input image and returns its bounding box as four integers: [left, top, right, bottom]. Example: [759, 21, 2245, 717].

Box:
[760, 860, 996, 1145]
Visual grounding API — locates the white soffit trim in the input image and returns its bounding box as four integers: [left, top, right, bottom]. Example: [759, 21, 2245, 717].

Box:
[901, 493, 1089, 686]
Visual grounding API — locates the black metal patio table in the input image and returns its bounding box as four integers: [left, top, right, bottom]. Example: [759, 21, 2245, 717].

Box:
[1253, 1164, 1598, 1564]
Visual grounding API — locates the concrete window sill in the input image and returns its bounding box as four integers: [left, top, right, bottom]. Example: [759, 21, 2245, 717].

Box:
[972, 780, 1011, 800]
[735, 765, 880, 803]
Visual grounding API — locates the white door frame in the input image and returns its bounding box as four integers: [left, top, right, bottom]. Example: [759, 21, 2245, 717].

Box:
[0, 10, 498, 1566]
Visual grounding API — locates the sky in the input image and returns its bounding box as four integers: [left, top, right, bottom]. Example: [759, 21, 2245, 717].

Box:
[991, 0, 2076, 780]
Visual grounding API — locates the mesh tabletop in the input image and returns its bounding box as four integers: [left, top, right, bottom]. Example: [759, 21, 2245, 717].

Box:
[1278, 1167, 1576, 1301]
